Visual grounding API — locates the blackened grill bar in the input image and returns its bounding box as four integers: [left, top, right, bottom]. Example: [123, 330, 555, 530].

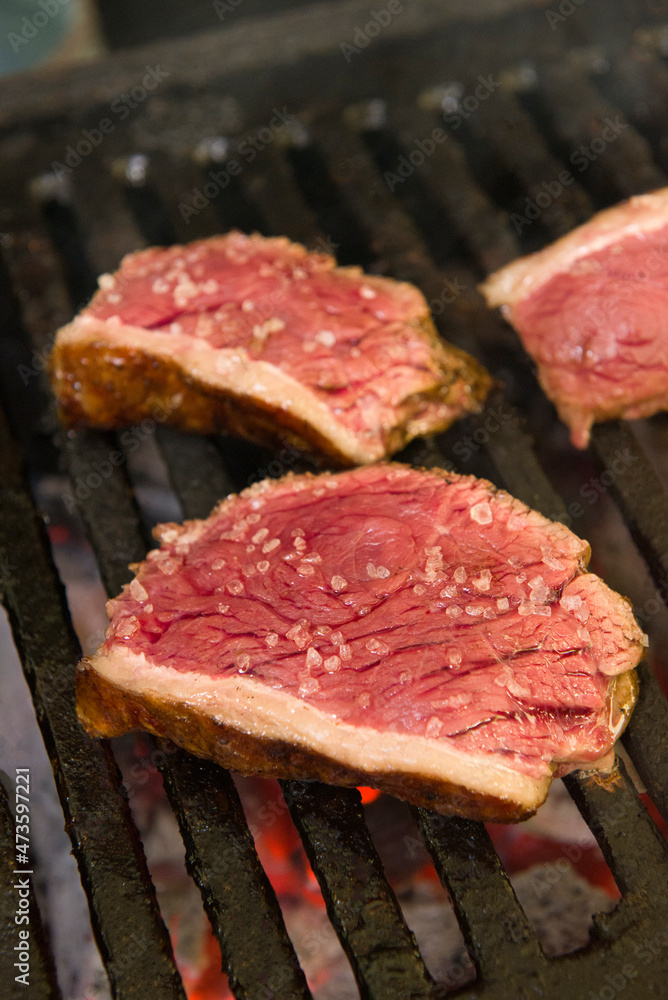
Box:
[63, 425, 313, 1000]
[4, 5, 668, 998]
[0, 407, 187, 1000]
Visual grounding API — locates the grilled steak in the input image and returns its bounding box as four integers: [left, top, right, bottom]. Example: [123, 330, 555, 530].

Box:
[50, 232, 490, 465]
[77, 464, 644, 821]
[480, 188, 668, 448]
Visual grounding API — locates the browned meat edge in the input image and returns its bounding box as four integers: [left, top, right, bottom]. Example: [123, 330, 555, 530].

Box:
[76, 660, 638, 823]
[49, 317, 491, 467]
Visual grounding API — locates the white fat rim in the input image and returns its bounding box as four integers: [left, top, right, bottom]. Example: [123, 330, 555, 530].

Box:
[54, 316, 384, 465]
[88, 646, 551, 811]
[480, 188, 668, 307]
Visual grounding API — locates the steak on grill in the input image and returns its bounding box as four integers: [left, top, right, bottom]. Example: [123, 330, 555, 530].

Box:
[49, 232, 490, 465]
[480, 188, 668, 448]
[76, 464, 644, 821]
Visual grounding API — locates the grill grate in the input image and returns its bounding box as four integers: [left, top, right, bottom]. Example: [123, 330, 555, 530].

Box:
[3, 4, 668, 998]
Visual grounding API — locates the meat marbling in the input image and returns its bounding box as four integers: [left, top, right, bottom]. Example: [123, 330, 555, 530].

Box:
[480, 188, 668, 448]
[50, 232, 490, 465]
[77, 464, 645, 821]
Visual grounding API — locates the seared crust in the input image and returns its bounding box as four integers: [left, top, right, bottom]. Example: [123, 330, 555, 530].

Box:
[76, 657, 550, 822]
[76, 645, 640, 823]
[50, 307, 490, 467]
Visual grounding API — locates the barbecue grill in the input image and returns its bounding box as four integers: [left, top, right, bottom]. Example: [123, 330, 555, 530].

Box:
[3, 1, 668, 997]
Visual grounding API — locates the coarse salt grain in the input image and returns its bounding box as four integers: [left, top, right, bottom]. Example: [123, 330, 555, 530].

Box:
[315, 329, 336, 347]
[446, 606, 462, 618]
[237, 653, 251, 672]
[286, 623, 311, 649]
[211, 558, 226, 571]
[339, 643, 352, 660]
[306, 647, 323, 669]
[156, 557, 179, 575]
[299, 676, 320, 696]
[472, 569, 492, 591]
[227, 579, 244, 595]
[256, 561, 270, 574]
[497, 597, 510, 611]
[470, 501, 493, 525]
[448, 648, 462, 667]
[366, 638, 389, 655]
[265, 632, 279, 647]
[425, 716, 443, 738]
[323, 655, 341, 673]
[454, 567, 467, 584]
[331, 575, 347, 591]
[252, 527, 269, 544]
[357, 692, 371, 709]
[116, 617, 139, 638]
[129, 579, 149, 602]
[262, 538, 281, 554]
[217, 604, 230, 614]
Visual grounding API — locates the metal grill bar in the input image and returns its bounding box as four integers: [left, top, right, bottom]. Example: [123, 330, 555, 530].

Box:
[534, 62, 666, 200]
[385, 105, 521, 274]
[458, 86, 593, 237]
[158, 749, 313, 1000]
[0, 783, 61, 1000]
[621, 661, 668, 823]
[63, 423, 312, 1000]
[590, 421, 668, 601]
[284, 782, 434, 1000]
[413, 811, 545, 983]
[564, 758, 668, 906]
[154, 420, 437, 999]
[0, 404, 186, 1000]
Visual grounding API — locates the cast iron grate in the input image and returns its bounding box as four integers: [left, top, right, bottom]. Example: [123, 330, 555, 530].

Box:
[3, 4, 668, 998]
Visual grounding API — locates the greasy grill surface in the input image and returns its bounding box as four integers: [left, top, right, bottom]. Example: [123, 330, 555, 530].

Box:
[4, 3, 668, 998]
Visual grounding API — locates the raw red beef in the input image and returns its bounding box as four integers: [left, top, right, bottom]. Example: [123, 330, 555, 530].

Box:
[77, 465, 645, 821]
[480, 188, 668, 448]
[50, 232, 490, 465]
